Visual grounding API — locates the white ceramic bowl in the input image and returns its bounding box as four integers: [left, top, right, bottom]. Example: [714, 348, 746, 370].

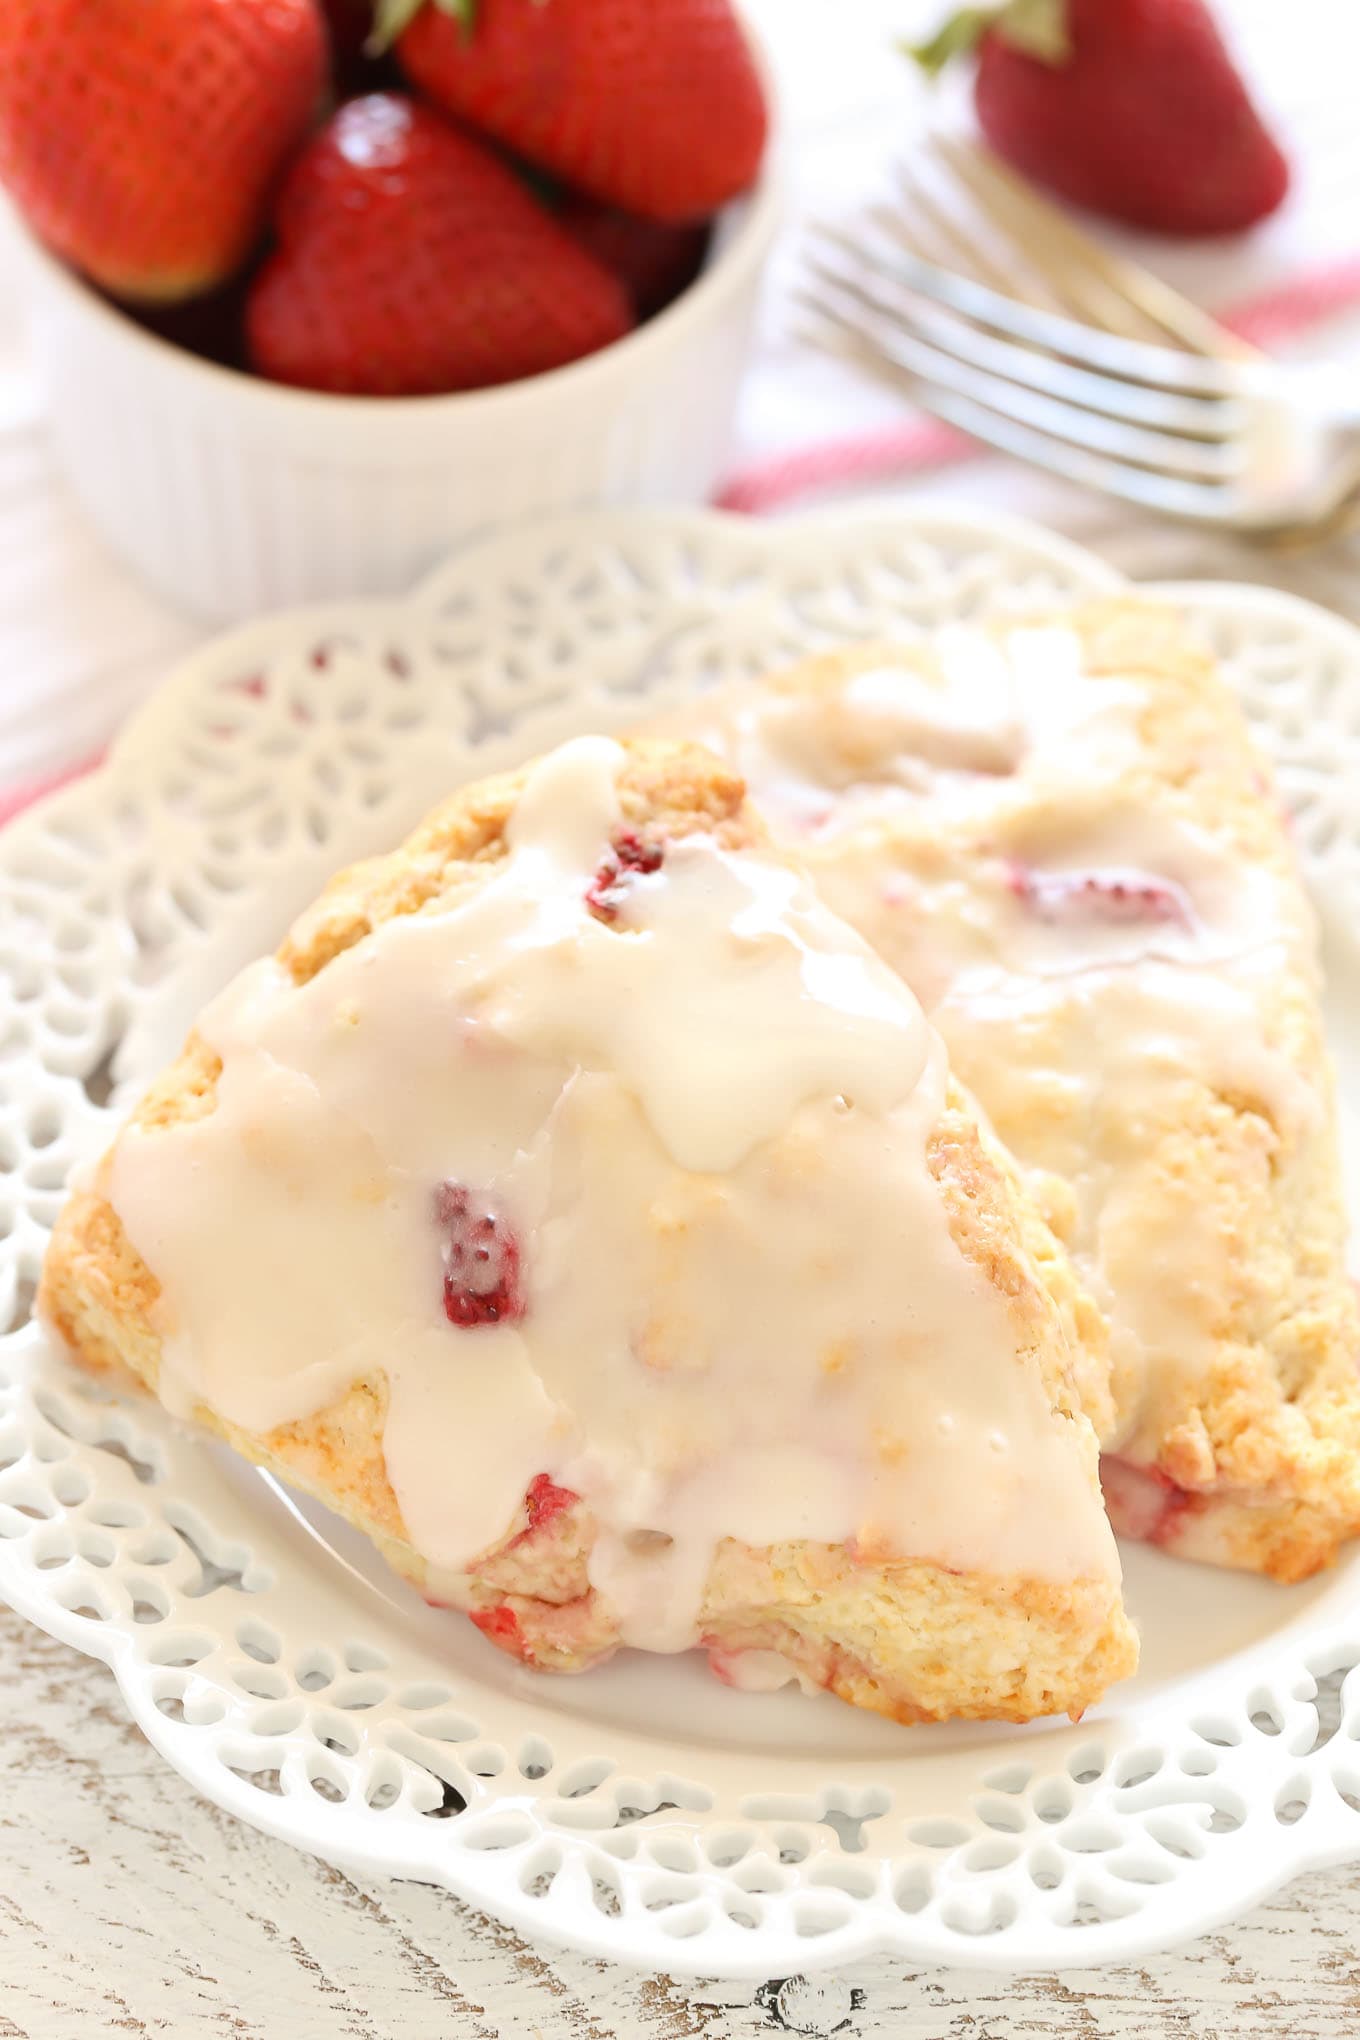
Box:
[16, 135, 781, 622]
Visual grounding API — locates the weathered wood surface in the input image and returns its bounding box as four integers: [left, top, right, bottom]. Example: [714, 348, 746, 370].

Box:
[3, 1609, 1357, 2039]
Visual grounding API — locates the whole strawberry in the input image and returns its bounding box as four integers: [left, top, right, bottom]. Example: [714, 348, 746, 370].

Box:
[383, 0, 767, 223]
[557, 196, 711, 320]
[246, 94, 634, 395]
[913, 0, 1288, 236]
[0, 0, 327, 303]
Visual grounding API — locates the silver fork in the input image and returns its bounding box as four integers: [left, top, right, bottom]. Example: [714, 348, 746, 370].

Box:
[798, 136, 1360, 539]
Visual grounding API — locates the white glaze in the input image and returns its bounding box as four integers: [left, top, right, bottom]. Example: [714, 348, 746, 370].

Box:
[657, 625, 1145, 842]
[108, 737, 1117, 1654]
[666, 626, 1321, 1453]
[710, 1648, 824, 1696]
[936, 952, 1320, 1438]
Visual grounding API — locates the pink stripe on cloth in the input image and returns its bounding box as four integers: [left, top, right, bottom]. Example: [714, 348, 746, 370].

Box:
[717, 415, 971, 514]
[1220, 252, 1360, 348]
[0, 752, 103, 829]
[718, 249, 1360, 515]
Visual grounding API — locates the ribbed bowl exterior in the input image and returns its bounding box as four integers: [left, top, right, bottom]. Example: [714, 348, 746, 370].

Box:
[20, 175, 780, 622]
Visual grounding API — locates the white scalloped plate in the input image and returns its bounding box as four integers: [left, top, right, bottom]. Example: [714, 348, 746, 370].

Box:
[5, 506, 1360, 1979]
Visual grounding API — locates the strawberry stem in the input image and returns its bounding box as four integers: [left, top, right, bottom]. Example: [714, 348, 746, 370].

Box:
[905, 5, 1001, 76]
[905, 0, 1069, 76]
[368, 0, 477, 55]
[441, 0, 480, 36]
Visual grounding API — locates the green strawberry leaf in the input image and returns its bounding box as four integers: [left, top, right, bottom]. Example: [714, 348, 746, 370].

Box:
[368, 0, 478, 55]
[904, 6, 1000, 77]
[992, 0, 1069, 61]
[905, 0, 1068, 76]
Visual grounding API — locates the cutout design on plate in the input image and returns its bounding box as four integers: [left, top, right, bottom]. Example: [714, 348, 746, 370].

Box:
[5, 509, 1360, 1974]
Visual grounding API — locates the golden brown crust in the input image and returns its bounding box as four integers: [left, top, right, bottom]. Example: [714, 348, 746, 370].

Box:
[696, 1548, 1135, 1725]
[40, 734, 1133, 1724]
[929, 1092, 1115, 1444]
[718, 599, 1360, 1581]
[277, 738, 754, 986]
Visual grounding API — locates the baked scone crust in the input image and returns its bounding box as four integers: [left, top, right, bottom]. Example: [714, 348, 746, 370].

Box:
[667, 602, 1360, 1581]
[41, 737, 1134, 1725]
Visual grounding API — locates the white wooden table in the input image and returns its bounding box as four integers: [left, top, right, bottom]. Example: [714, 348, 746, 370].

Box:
[6, 1610, 1360, 2036]
[6, 3, 1360, 2030]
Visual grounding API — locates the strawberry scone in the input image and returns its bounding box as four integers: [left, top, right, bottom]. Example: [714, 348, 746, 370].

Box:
[40, 736, 1134, 1724]
[656, 601, 1360, 1581]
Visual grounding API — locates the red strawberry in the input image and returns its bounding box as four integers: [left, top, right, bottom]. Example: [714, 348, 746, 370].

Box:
[469, 1601, 533, 1659]
[520, 1474, 578, 1536]
[246, 94, 633, 395]
[912, 0, 1288, 237]
[1100, 1455, 1196, 1547]
[384, 0, 767, 223]
[0, 0, 326, 303]
[558, 195, 711, 320]
[585, 830, 664, 922]
[1005, 860, 1191, 926]
[433, 1179, 526, 1328]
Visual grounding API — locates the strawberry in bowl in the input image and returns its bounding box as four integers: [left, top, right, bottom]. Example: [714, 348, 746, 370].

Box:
[244, 95, 634, 396]
[0, 0, 327, 303]
[0, 0, 778, 617]
[388, 0, 768, 221]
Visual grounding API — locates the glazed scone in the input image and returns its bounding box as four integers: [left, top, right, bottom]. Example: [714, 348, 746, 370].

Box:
[654, 601, 1360, 1582]
[40, 735, 1134, 1725]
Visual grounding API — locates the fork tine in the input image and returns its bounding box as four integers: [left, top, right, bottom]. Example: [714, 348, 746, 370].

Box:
[925, 137, 1152, 335]
[817, 244, 1241, 439]
[801, 264, 1241, 483]
[889, 156, 1027, 299]
[797, 297, 1235, 522]
[932, 136, 1257, 361]
[806, 221, 1244, 398]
